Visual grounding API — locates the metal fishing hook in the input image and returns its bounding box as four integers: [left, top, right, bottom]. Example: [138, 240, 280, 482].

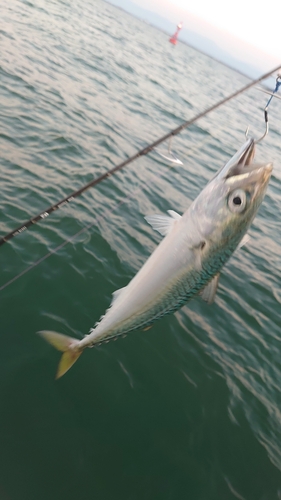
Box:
[246, 73, 281, 144]
[247, 118, 269, 144]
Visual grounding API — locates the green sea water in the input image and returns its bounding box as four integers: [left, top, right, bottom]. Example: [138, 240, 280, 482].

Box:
[1, 1, 281, 499]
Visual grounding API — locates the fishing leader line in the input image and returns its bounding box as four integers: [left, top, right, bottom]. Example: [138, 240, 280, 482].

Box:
[0, 63, 280, 248]
[246, 72, 281, 142]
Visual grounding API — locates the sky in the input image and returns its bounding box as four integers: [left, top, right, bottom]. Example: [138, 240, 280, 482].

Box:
[133, 0, 280, 65]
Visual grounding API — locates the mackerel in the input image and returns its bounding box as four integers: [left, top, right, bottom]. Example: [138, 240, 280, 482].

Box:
[38, 139, 272, 378]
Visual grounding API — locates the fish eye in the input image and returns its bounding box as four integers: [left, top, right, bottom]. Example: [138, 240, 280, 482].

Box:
[228, 189, 247, 213]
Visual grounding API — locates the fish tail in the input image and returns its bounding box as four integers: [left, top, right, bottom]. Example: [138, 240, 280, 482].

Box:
[38, 330, 83, 379]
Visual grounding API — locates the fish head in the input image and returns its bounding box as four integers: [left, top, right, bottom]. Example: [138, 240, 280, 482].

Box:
[191, 159, 273, 252]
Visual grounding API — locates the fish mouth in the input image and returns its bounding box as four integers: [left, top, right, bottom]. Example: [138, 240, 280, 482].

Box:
[232, 137, 256, 167]
[226, 161, 273, 188]
[215, 138, 256, 180]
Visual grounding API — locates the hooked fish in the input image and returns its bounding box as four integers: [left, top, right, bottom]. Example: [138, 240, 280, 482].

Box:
[39, 138, 272, 378]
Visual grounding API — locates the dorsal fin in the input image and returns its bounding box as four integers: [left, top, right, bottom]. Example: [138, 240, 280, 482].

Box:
[93, 286, 127, 328]
[111, 286, 127, 305]
[144, 210, 181, 236]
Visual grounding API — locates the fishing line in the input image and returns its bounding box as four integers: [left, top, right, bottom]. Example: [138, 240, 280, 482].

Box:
[0, 136, 211, 293]
[264, 74, 281, 110]
[0, 188, 139, 292]
[0, 164, 180, 291]
[263, 74, 281, 134]
[1, 64, 280, 248]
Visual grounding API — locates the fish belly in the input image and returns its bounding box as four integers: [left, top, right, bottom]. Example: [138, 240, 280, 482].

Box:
[82, 228, 204, 347]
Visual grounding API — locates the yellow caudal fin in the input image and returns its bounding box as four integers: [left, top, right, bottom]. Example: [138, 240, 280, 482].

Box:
[38, 330, 82, 379]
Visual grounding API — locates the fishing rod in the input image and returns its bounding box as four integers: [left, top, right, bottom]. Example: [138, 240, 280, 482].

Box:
[1, 64, 280, 248]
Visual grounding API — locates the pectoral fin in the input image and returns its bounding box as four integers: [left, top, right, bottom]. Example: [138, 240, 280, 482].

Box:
[200, 274, 220, 304]
[144, 210, 181, 236]
[237, 234, 250, 249]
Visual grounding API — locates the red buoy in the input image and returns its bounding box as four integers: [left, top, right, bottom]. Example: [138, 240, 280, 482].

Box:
[169, 22, 183, 45]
